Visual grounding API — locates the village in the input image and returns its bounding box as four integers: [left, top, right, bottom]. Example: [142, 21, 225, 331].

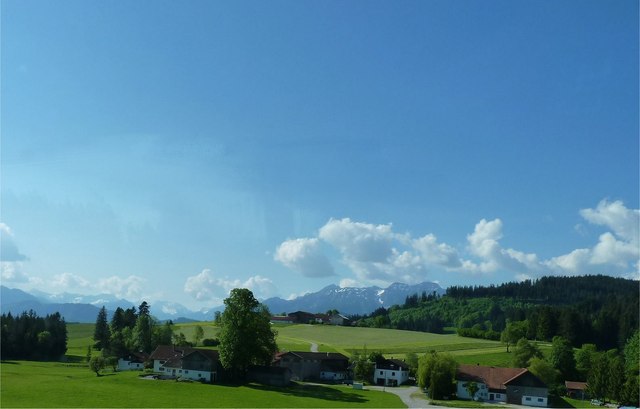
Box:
[112, 310, 559, 408]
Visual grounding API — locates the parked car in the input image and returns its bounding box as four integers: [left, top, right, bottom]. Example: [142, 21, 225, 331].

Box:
[590, 399, 604, 406]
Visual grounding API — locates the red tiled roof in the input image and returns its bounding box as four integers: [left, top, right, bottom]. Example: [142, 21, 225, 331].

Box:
[457, 364, 528, 391]
[565, 381, 587, 391]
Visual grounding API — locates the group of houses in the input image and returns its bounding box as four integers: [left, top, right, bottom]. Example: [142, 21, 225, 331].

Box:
[269, 311, 352, 326]
[118, 346, 559, 408]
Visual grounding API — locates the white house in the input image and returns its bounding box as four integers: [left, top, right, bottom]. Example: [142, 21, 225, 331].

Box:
[373, 358, 410, 387]
[149, 345, 220, 383]
[117, 352, 148, 371]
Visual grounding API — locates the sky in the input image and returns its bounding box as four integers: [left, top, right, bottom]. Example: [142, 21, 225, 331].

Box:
[1, 0, 638, 311]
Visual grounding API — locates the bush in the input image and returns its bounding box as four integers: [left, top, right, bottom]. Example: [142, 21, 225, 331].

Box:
[202, 338, 220, 346]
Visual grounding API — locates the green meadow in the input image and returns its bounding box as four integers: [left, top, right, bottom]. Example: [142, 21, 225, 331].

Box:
[0, 360, 402, 408]
[2, 322, 542, 408]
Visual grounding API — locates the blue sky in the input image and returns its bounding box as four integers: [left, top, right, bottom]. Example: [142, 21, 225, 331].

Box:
[2, 0, 638, 310]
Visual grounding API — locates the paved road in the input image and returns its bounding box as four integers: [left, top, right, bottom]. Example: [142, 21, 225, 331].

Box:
[368, 385, 430, 408]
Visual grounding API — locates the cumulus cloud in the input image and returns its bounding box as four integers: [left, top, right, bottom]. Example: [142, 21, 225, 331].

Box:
[0, 223, 28, 262]
[97, 275, 146, 300]
[413, 234, 462, 268]
[545, 200, 639, 277]
[319, 218, 396, 263]
[52, 272, 91, 289]
[274, 238, 334, 277]
[1, 262, 30, 283]
[580, 199, 639, 243]
[274, 199, 640, 286]
[184, 269, 278, 303]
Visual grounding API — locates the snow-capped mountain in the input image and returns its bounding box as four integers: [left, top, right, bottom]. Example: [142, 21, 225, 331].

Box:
[1, 280, 443, 323]
[263, 281, 444, 315]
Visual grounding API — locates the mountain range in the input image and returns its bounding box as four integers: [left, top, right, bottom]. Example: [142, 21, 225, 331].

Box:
[0, 281, 444, 323]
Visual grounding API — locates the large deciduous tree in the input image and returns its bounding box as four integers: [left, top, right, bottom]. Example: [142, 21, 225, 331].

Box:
[417, 352, 458, 400]
[500, 320, 527, 353]
[513, 338, 543, 368]
[219, 288, 278, 380]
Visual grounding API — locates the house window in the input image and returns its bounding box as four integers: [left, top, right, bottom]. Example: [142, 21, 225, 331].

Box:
[496, 394, 500, 398]
[185, 371, 189, 374]
[538, 398, 543, 402]
[160, 361, 165, 364]
[160, 367, 164, 371]
[391, 372, 395, 376]
[380, 371, 383, 375]
[525, 397, 531, 401]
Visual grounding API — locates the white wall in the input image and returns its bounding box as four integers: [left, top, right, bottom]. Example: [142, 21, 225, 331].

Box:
[522, 395, 547, 407]
[117, 358, 144, 371]
[374, 368, 409, 386]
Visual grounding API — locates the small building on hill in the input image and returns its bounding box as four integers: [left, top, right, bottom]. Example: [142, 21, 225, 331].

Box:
[456, 364, 548, 407]
[273, 351, 350, 382]
[374, 358, 410, 386]
[149, 345, 220, 383]
[329, 314, 352, 326]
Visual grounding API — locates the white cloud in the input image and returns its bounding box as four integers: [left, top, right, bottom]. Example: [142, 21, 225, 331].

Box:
[184, 269, 278, 303]
[51, 272, 91, 289]
[0, 223, 28, 262]
[413, 234, 462, 268]
[339, 278, 361, 288]
[1, 262, 30, 283]
[97, 275, 146, 300]
[580, 199, 639, 243]
[274, 238, 334, 277]
[274, 199, 640, 286]
[319, 218, 396, 263]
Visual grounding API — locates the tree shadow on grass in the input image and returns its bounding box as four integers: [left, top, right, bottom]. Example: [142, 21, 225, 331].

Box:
[0, 360, 20, 365]
[245, 383, 368, 404]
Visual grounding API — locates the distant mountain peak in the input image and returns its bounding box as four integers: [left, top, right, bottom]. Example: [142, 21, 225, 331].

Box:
[263, 281, 444, 316]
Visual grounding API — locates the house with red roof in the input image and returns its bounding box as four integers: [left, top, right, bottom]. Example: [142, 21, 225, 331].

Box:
[456, 364, 548, 407]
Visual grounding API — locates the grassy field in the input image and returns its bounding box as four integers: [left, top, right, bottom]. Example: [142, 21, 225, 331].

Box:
[3, 322, 552, 408]
[0, 360, 403, 408]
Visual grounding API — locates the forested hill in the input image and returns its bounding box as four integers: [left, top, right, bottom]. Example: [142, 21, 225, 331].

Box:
[446, 275, 638, 303]
[354, 275, 638, 351]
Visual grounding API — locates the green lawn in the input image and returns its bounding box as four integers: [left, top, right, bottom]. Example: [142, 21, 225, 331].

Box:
[3, 322, 542, 408]
[0, 361, 403, 408]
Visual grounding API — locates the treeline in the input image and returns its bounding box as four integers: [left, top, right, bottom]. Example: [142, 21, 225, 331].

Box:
[93, 301, 202, 360]
[353, 275, 638, 350]
[1, 311, 67, 360]
[447, 275, 637, 303]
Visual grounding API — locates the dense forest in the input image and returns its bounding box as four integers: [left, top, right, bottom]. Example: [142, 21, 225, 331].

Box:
[1, 311, 68, 360]
[353, 275, 638, 350]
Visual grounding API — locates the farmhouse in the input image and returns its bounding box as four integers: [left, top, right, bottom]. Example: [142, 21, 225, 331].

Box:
[117, 351, 148, 371]
[456, 364, 548, 407]
[273, 351, 350, 381]
[149, 345, 220, 382]
[565, 381, 589, 400]
[373, 358, 410, 386]
[329, 314, 352, 326]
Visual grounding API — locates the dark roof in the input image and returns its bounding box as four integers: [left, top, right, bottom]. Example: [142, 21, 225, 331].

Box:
[457, 365, 529, 391]
[149, 345, 219, 363]
[376, 358, 410, 371]
[275, 351, 349, 362]
[565, 381, 588, 391]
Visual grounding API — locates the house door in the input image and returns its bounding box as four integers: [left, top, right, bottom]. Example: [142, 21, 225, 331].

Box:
[489, 394, 494, 400]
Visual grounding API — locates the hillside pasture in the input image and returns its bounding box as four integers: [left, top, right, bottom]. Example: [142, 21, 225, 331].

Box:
[0, 360, 403, 408]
